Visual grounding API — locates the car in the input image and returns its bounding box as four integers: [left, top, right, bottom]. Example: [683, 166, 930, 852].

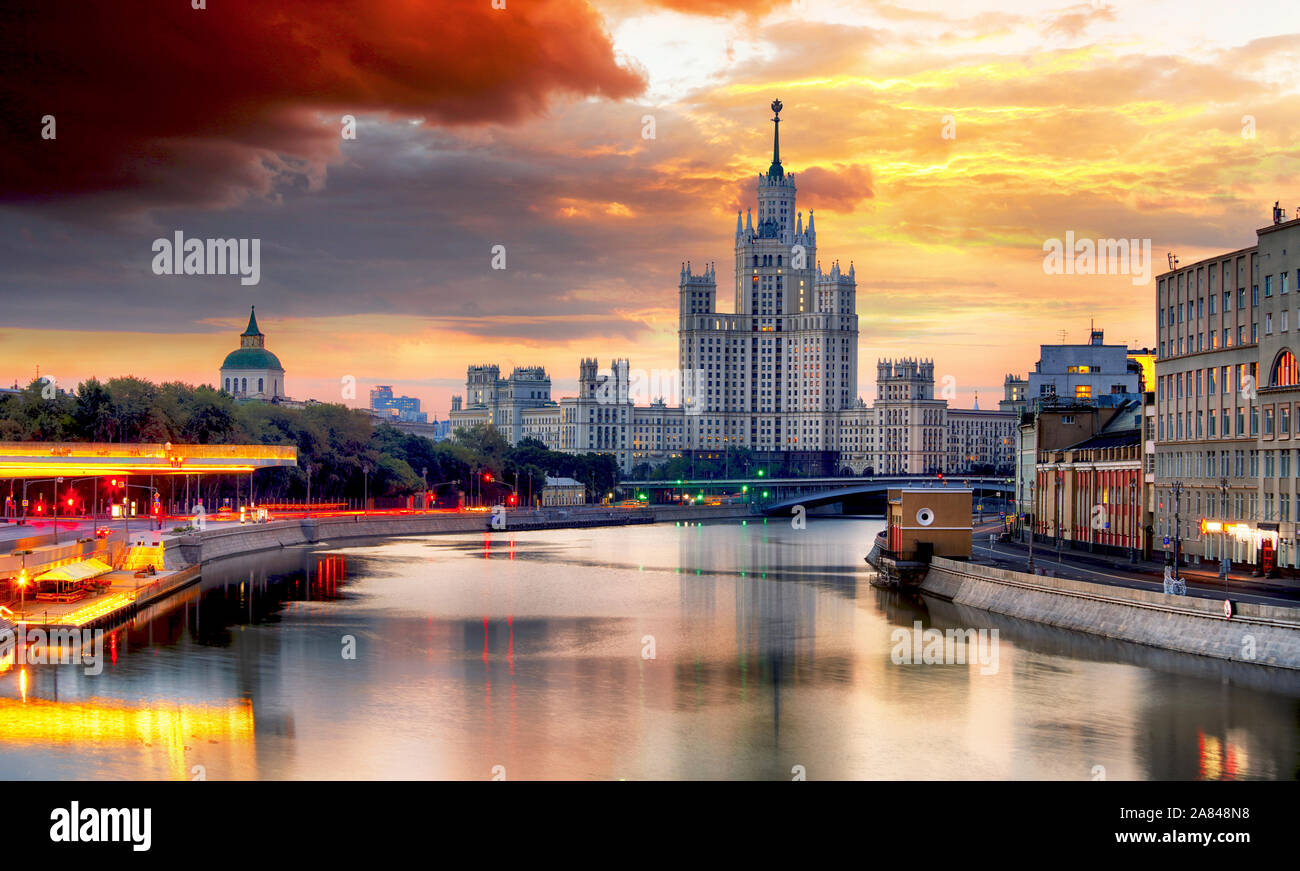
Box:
[94, 527, 112, 538]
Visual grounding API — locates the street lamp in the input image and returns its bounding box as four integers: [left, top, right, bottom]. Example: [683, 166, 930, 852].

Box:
[1027, 478, 1036, 573]
[1219, 476, 1230, 586]
[1054, 463, 1063, 563]
[1171, 479, 1185, 578]
[1128, 479, 1138, 564]
[16, 568, 27, 619]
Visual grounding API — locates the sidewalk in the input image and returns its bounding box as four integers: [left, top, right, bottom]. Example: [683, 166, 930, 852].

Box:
[971, 527, 1300, 606]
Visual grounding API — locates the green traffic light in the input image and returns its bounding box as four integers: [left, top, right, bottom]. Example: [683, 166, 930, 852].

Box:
[762, 491, 768, 498]
[757, 470, 764, 477]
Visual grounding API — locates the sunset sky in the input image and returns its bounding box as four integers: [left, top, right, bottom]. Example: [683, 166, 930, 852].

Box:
[2, 0, 1299, 414]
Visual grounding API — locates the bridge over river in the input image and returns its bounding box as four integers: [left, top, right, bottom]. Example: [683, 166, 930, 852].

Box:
[620, 475, 1014, 516]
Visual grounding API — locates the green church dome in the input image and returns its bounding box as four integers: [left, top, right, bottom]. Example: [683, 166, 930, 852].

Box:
[221, 347, 283, 371]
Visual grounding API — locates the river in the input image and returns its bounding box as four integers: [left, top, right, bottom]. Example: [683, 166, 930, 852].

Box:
[1, 517, 1297, 780]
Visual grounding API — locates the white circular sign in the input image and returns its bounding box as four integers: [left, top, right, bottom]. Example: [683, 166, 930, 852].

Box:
[1223, 599, 1233, 619]
[916, 507, 935, 527]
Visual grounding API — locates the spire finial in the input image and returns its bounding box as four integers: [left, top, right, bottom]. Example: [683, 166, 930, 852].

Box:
[768, 99, 784, 180]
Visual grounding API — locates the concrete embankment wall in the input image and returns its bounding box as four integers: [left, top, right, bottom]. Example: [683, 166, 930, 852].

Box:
[921, 557, 1300, 669]
[163, 505, 754, 568]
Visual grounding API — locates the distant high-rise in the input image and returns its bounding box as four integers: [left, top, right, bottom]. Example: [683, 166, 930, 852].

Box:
[370, 385, 427, 423]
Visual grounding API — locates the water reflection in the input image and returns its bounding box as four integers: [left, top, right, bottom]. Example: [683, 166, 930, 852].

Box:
[0, 521, 1296, 780]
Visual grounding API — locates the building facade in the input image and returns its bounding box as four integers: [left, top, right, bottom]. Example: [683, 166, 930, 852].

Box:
[1033, 397, 1148, 557]
[1154, 204, 1300, 571]
[1026, 327, 1146, 404]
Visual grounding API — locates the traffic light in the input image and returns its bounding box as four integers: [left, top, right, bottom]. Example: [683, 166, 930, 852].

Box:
[508, 494, 517, 506]
[483, 473, 493, 483]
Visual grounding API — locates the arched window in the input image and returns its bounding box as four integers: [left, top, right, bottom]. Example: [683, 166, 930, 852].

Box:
[225, 378, 230, 392]
[777, 254, 783, 267]
[258, 378, 264, 393]
[1271, 349, 1300, 387]
[752, 255, 758, 267]
[241, 378, 247, 393]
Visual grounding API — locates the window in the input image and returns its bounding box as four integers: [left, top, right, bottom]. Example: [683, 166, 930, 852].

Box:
[1284, 406, 1292, 435]
[258, 378, 264, 393]
[1266, 275, 1274, 297]
[1270, 349, 1300, 387]
[1075, 385, 1091, 399]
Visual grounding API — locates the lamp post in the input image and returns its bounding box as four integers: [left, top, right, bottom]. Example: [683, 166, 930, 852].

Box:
[1027, 478, 1036, 573]
[17, 567, 27, 619]
[1219, 476, 1230, 586]
[1054, 463, 1063, 563]
[1129, 478, 1138, 564]
[1172, 479, 1184, 578]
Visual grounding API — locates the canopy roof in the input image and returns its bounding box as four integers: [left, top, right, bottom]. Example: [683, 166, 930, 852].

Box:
[35, 558, 114, 584]
[0, 442, 297, 477]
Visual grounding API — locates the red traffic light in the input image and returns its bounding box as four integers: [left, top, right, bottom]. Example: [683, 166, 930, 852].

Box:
[483, 473, 493, 482]
[508, 495, 517, 505]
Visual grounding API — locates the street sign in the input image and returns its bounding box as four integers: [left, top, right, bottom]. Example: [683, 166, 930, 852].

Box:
[1163, 536, 1170, 546]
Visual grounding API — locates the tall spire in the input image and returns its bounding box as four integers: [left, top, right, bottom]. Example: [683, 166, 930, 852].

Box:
[768, 99, 784, 179]
[240, 305, 265, 349]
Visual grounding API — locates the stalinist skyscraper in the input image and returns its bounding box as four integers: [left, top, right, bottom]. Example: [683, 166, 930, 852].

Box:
[678, 100, 859, 472]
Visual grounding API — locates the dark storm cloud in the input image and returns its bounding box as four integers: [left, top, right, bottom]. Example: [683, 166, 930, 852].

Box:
[0, 0, 644, 209]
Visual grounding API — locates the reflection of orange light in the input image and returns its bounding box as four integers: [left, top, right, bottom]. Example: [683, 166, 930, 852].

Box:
[0, 697, 255, 779]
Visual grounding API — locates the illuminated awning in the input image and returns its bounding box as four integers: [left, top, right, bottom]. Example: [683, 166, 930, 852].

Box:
[0, 442, 297, 477]
[34, 558, 114, 584]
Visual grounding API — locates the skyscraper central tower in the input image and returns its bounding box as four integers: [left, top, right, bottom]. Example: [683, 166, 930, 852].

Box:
[677, 101, 859, 471]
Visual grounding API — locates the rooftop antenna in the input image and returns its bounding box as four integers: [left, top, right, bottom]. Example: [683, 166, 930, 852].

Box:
[1058, 330, 1068, 344]
[1167, 252, 1179, 270]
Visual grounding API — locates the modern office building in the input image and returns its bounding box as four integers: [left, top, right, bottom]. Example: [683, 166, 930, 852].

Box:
[370, 385, 427, 423]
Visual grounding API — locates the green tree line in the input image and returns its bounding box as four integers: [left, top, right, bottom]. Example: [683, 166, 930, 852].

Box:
[0, 378, 619, 507]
